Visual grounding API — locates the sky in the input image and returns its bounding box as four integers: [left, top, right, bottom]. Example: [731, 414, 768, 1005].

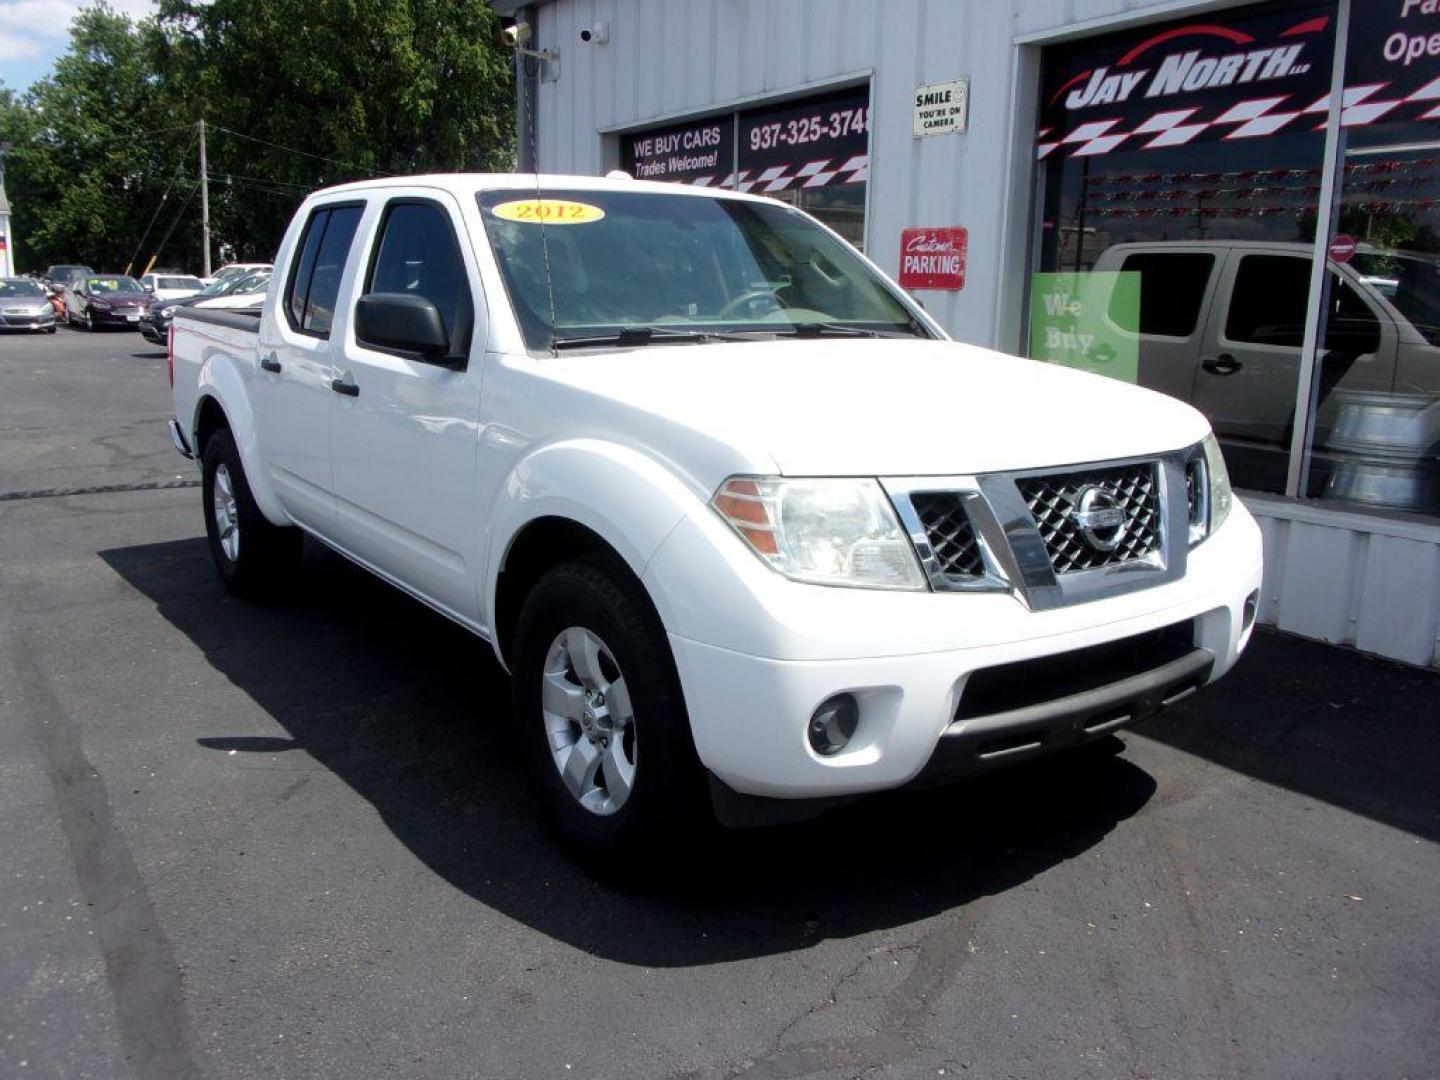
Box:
[0, 0, 156, 92]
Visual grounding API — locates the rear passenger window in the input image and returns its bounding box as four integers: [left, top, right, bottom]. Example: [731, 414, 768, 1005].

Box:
[1226, 255, 1309, 347]
[364, 201, 472, 352]
[284, 204, 363, 337]
[1115, 252, 1215, 337]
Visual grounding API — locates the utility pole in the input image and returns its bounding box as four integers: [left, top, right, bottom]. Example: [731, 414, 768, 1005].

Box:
[198, 118, 212, 278]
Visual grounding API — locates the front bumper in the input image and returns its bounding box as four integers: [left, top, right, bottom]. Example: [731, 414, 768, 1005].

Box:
[652, 501, 1263, 800]
[0, 310, 56, 330]
[90, 307, 146, 328]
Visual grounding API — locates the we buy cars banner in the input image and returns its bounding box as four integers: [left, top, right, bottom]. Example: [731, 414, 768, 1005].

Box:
[1037, 3, 1337, 159]
[623, 86, 870, 193]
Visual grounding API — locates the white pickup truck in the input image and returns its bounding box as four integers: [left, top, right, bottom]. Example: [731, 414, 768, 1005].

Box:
[167, 173, 1263, 863]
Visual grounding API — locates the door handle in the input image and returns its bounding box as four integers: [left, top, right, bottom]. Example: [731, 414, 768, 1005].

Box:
[330, 374, 360, 397]
[1202, 353, 1242, 376]
[259, 353, 282, 373]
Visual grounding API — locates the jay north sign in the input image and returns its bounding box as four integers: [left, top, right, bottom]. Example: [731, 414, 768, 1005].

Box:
[1039, 2, 1335, 158]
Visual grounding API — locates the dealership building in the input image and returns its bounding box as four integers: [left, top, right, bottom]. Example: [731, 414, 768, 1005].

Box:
[493, 0, 1440, 668]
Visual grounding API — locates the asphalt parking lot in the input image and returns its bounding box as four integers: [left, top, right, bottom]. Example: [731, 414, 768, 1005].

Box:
[2, 327, 1438, 1080]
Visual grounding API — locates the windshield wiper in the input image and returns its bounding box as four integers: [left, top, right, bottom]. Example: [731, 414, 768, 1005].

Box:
[775, 322, 924, 339]
[552, 326, 752, 349]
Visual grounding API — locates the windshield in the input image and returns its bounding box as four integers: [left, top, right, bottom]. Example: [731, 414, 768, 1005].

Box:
[49, 266, 91, 281]
[0, 279, 46, 298]
[87, 276, 145, 295]
[478, 188, 929, 350]
[198, 276, 236, 297]
[1351, 250, 1440, 347]
[231, 272, 271, 295]
[211, 265, 256, 284]
[157, 276, 202, 291]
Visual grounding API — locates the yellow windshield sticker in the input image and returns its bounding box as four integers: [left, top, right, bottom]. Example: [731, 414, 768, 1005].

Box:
[491, 199, 605, 225]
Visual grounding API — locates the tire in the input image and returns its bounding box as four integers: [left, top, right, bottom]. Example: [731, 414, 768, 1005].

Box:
[83, 309, 94, 332]
[200, 427, 302, 595]
[45, 325, 56, 334]
[512, 554, 711, 871]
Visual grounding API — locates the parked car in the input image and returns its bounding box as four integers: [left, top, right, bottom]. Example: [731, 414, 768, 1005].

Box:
[204, 262, 271, 288]
[0, 276, 58, 333]
[139, 271, 267, 345]
[43, 264, 93, 295]
[168, 174, 1262, 864]
[63, 274, 150, 330]
[193, 269, 271, 311]
[141, 273, 206, 301]
[1091, 240, 1440, 508]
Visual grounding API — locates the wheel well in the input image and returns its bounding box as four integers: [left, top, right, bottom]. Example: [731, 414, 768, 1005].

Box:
[194, 396, 229, 459]
[495, 517, 639, 666]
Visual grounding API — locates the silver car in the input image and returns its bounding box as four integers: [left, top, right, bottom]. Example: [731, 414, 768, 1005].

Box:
[0, 277, 58, 333]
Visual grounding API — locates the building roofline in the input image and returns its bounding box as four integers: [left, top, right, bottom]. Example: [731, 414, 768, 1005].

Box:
[487, 1, 540, 16]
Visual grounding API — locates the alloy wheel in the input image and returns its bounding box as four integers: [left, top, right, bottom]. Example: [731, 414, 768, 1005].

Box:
[212, 463, 240, 562]
[541, 627, 638, 816]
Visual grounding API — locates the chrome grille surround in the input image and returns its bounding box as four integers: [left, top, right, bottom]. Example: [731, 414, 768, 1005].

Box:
[909, 492, 985, 580]
[1017, 463, 1161, 574]
[884, 446, 1200, 610]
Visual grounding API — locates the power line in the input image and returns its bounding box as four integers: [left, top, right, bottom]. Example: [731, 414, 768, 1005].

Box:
[206, 123, 385, 175]
[147, 180, 201, 266]
[125, 125, 201, 274]
[73, 123, 198, 152]
[205, 170, 315, 191]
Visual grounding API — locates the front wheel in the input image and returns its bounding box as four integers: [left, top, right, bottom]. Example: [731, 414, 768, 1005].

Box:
[201, 427, 302, 595]
[512, 555, 710, 870]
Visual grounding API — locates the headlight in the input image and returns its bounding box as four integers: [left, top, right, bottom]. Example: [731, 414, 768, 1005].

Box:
[1187, 434, 1234, 546]
[1205, 434, 1233, 532]
[89, 299, 111, 310]
[711, 477, 926, 590]
[161, 305, 177, 317]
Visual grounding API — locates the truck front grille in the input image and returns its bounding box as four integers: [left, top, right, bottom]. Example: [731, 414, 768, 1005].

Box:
[910, 492, 984, 579]
[1017, 463, 1160, 574]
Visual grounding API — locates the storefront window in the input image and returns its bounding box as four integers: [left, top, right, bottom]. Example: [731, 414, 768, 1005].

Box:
[1030, 1, 1336, 495]
[620, 85, 870, 248]
[1304, 4, 1440, 516]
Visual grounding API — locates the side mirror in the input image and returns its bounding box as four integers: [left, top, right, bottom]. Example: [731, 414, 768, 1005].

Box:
[355, 292, 452, 361]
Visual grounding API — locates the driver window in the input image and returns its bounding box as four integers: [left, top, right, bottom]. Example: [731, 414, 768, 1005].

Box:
[365, 201, 472, 351]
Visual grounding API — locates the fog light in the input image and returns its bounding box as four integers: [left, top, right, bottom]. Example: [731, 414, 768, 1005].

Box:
[1243, 590, 1259, 631]
[808, 693, 859, 756]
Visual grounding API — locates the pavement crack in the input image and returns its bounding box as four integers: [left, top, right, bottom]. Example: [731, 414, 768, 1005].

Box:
[3, 623, 204, 1079]
[0, 478, 199, 502]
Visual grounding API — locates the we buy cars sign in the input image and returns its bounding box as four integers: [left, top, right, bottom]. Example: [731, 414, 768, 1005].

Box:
[899, 227, 967, 291]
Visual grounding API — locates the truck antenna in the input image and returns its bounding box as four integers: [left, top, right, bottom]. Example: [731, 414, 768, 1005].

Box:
[515, 25, 559, 356]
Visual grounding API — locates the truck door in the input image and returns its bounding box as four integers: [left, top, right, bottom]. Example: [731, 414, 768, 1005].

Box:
[1192, 251, 1395, 492]
[1105, 248, 1220, 405]
[253, 201, 365, 532]
[327, 193, 485, 623]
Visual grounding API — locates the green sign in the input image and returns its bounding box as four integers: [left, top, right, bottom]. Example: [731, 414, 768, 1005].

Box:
[1028, 271, 1140, 383]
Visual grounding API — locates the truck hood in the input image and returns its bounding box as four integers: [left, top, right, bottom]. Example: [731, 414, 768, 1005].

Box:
[543, 338, 1210, 478]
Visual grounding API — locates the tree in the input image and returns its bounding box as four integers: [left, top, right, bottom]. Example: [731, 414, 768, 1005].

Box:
[1, 5, 194, 273]
[154, 0, 516, 258]
[0, 0, 515, 271]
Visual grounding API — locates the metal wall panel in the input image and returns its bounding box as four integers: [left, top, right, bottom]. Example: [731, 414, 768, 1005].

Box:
[1247, 497, 1440, 669]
